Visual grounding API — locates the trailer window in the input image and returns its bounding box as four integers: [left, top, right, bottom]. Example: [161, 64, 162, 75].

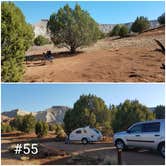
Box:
[83, 130, 87, 133]
[75, 130, 82, 134]
[93, 128, 100, 134]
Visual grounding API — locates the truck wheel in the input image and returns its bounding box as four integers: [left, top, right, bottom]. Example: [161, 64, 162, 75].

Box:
[81, 138, 88, 145]
[115, 139, 125, 150]
[159, 142, 165, 158]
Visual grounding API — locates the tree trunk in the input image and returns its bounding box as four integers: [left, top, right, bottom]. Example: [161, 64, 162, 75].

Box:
[70, 46, 76, 54]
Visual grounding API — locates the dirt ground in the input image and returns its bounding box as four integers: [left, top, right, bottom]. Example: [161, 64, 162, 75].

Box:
[1, 132, 165, 165]
[24, 27, 165, 82]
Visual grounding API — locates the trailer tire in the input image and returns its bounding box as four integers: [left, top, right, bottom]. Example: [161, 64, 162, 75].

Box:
[81, 138, 88, 145]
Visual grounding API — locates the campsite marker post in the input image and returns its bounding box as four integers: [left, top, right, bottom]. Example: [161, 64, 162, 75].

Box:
[116, 145, 122, 164]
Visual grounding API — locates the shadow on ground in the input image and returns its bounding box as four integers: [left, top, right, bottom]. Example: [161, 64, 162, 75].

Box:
[43, 148, 164, 165]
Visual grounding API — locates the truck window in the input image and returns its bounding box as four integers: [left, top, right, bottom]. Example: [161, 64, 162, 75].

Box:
[142, 122, 160, 132]
[130, 124, 142, 133]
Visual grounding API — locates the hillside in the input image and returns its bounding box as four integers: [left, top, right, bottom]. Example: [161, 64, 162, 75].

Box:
[24, 26, 164, 82]
[32, 19, 159, 37]
[2, 106, 70, 124]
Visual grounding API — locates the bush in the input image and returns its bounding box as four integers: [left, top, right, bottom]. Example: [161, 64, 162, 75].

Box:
[110, 24, 121, 36]
[119, 25, 129, 37]
[34, 35, 50, 46]
[49, 124, 57, 131]
[21, 114, 36, 133]
[154, 105, 165, 119]
[158, 13, 165, 25]
[131, 16, 150, 33]
[10, 115, 37, 133]
[10, 115, 23, 131]
[1, 123, 14, 133]
[35, 121, 49, 138]
[1, 2, 34, 82]
[47, 4, 101, 53]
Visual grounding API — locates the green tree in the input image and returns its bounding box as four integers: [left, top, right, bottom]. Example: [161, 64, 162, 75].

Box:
[10, 115, 23, 131]
[131, 16, 150, 33]
[158, 13, 165, 25]
[111, 100, 155, 132]
[34, 35, 50, 46]
[49, 123, 57, 131]
[89, 112, 96, 127]
[119, 25, 129, 37]
[54, 124, 66, 137]
[1, 2, 34, 82]
[154, 105, 165, 119]
[64, 94, 112, 134]
[22, 114, 36, 133]
[35, 121, 49, 138]
[1, 123, 13, 133]
[47, 4, 101, 53]
[110, 24, 121, 36]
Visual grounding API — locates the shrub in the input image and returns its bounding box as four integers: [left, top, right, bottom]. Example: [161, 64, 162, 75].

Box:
[34, 35, 50, 46]
[1, 123, 14, 133]
[119, 25, 129, 37]
[1, 2, 34, 82]
[110, 24, 121, 36]
[35, 121, 49, 138]
[131, 16, 150, 33]
[154, 105, 165, 119]
[158, 13, 165, 25]
[10, 115, 23, 131]
[47, 4, 101, 53]
[49, 124, 57, 131]
[54, 124, 63, 135]
[10, 114, 43, 133]
[21, 114, 36, 133]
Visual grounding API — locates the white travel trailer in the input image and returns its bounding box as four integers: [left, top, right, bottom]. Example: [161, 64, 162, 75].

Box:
[67, 126, 103, 144]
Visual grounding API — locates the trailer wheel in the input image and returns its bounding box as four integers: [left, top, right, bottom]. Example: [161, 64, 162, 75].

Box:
[81, 138, 88, 144]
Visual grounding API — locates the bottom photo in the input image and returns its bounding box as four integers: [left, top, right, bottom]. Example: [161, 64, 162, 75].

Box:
[1, 83, 165, 165]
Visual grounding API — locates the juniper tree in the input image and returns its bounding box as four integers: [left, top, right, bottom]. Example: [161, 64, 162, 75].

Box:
[131, 16, 150, 33]
[35, 121, 49, 138]
[47, 4, 101, 54]
[158, 13, 165, 25]
[64, 94, 112, 134]
[119, 25, 129, 37]
[111, 24, 121, 36]
[111, 100, 155, 132]
[1, 2, 34, 82]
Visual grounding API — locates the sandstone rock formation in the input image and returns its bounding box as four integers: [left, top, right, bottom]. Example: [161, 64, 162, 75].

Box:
[2, 106, 70, 124]
[32, 19, 160, 37]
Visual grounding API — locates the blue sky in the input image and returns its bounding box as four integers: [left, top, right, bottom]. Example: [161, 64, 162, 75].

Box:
[13, 1, 165, 24]
[1, 84, 165, 112]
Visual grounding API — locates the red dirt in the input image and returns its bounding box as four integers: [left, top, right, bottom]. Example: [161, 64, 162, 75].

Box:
[24, 27, 165, 82]
[1, 133, 164, 165]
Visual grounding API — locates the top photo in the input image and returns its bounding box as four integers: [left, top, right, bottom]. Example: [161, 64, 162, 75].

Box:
[1, 1, 165, 82]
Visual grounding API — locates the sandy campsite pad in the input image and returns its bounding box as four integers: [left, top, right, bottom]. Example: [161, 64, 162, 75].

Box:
[24, 27, 165, 82]
[1, 132, 164, 165]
